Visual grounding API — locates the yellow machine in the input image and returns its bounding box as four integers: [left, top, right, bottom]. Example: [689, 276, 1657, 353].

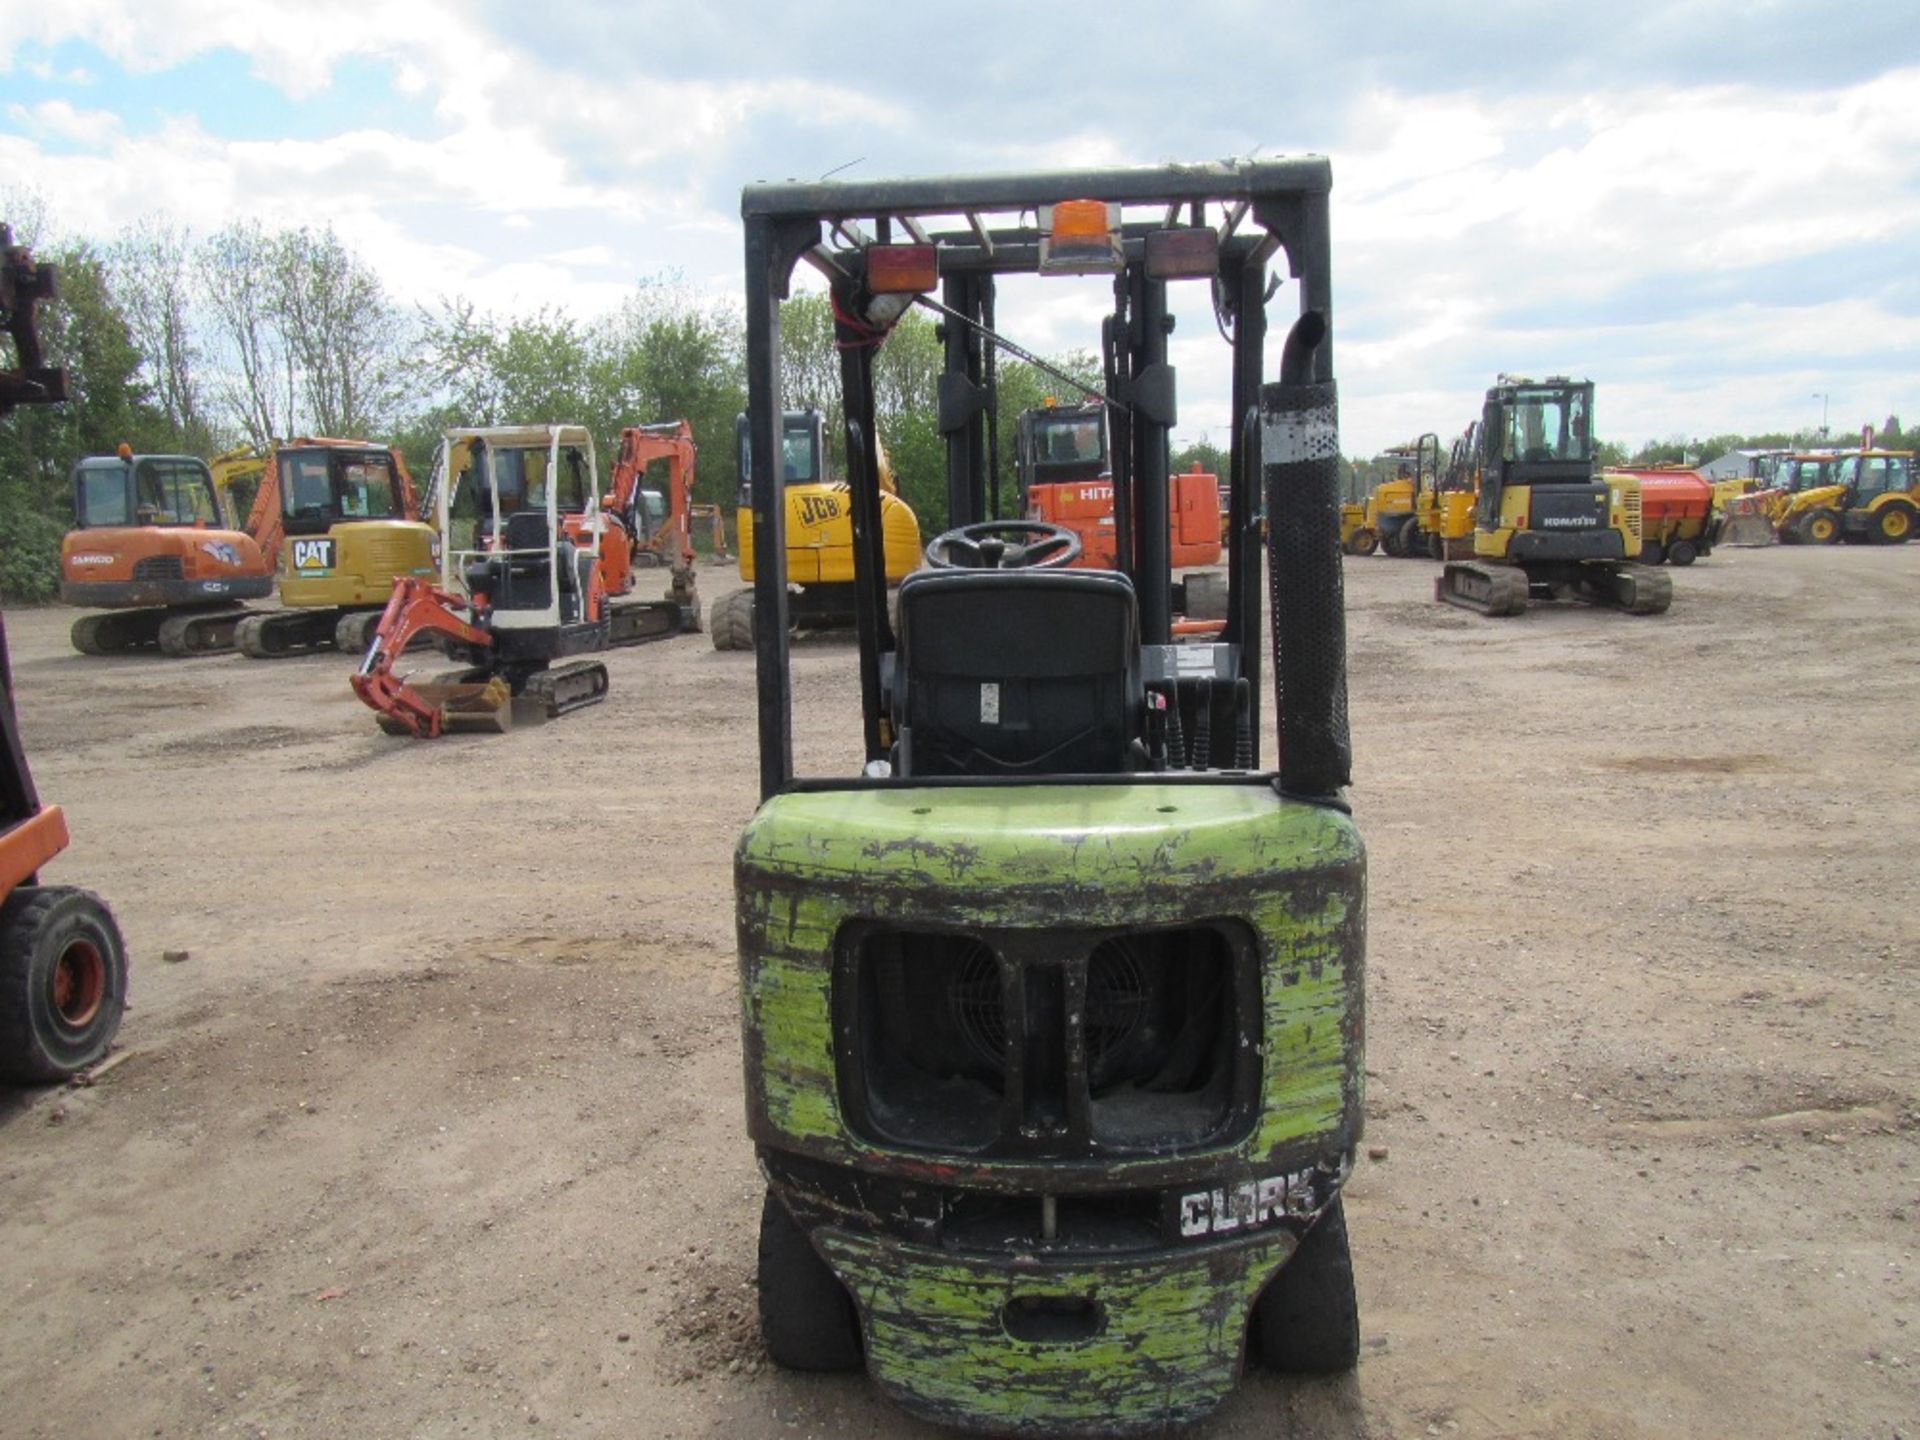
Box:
[228, 439, 439, 657]
[1773, 449, 1917, 544]
[711, 409, 921, 650]
[1437, 376, 1671, 617]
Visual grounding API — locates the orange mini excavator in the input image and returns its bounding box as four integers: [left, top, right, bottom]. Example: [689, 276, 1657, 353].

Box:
[574, 420, 702, 642]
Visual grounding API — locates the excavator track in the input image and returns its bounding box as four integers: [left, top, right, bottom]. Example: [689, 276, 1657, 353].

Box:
[523, 660, 610, 718]
[608, 597, 696, 646]
[1573, 562, 1672, 615]
[236, 609, 342, 659]
[157, 608, 249, 656]
[1436, 561, 1530, 617]
[70, 610, 163, 655]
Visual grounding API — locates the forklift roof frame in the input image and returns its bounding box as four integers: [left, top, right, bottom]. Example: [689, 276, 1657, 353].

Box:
[740, 159, 1335, 801]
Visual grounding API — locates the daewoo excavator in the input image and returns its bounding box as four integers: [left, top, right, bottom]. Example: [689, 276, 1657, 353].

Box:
[1437, 375, 1671, 617]
[2, 221, 128, 1080]
[734, 159, 1365, 1436]
[1016, 400, 1223, 569]
[218, 439, 440, 657]
[60, 448, 275, 656]
[709, 409, 921, 650]
[351, 425, 613, 736]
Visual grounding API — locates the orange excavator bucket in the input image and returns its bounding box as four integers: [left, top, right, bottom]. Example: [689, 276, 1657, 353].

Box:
[349, 576, 510, 737]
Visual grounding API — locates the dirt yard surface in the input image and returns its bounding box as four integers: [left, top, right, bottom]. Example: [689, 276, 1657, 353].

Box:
[2, 548, 1915, 1440]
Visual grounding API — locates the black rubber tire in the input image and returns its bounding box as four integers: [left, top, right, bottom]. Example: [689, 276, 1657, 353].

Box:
[1640, 539, 1666, 566]
[1346, 528, 1378, 557]
[1874, 501, 1916, 544]
[710, 589, 755, 652]
[1426, 532, 1444, 562]
[757, 1190, 862, 1371]
[1252, 1196, 1360, 1374]
[0, 885, 129, 1083]
[1667, 539, 1698, 566]
[1805, 510, 1841, 545]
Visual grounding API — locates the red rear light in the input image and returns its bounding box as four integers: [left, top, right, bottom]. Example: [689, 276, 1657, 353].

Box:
[867, 244, 939, 294]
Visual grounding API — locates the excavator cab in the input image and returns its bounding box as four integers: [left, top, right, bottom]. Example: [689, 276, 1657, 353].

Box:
[733, 159, 1364, 1436]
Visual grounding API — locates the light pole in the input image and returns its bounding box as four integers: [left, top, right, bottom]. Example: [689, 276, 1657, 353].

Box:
[1812, 391, 1830, 439]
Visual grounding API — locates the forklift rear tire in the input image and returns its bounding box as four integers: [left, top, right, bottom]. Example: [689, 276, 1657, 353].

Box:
[0, 885, 129, 1084]
[1252, 1196, 1359, 1374]
[757, 1189, 863, 1371]
[711, 590, 754, 652]
[1667, 539, 1697, 567]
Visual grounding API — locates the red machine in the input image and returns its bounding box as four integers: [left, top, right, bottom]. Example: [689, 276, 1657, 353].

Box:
[2, 223, 128, 1080]
[1016, 403, 1222, 570]
[1610, 467, 1717, 566]
[573, 421, 701, 634]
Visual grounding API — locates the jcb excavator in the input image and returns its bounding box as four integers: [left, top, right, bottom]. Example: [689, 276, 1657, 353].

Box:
[60, 447, 275, 656]
[1437, 375, 1671, 617]
[351, 425, 616, 737]
[709, 409, 921, 650]
[221, 439, 440, 657]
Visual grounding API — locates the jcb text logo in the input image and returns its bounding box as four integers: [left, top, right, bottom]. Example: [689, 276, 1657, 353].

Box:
[797, 494, 842, 527]
[292, 538, 335, 571]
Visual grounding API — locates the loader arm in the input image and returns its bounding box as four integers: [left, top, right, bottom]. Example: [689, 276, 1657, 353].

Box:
[349, 576, 494, 738]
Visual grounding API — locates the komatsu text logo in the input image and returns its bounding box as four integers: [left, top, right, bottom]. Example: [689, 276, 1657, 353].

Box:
[1539, 515, 1596, 527]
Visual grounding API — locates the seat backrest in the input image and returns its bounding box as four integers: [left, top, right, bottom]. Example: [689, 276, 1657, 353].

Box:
[894, 568, 1140, 777]
[495, 509, 553, 611]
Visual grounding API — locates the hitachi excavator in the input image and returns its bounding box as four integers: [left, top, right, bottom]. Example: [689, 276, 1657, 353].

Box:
[580, 420, 702, 641]
[1015, 399, 1223, 571]
[1436, 376, 1671, 617]
[60, 447, 275, 656]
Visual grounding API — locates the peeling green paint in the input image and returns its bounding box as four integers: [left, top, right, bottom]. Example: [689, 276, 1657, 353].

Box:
[738, 781, 1365, 1165]
[818, 1227, 1298, 1435]
[736, 780, 1366, 1430]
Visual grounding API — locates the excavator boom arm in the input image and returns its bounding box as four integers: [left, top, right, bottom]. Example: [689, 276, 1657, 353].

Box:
[348, 576, 494, 738]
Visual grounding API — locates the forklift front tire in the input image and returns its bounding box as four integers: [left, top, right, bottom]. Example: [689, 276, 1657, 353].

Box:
[1251, 1195, 1360, 1374]
[757, 1189, 863, 1371]
[0, 885, 129, 1084]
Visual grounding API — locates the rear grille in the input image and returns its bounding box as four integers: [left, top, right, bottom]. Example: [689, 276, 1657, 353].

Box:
[363, 535, 425, 574]
[132, 555, 184, 581]
[1621, 486, 1642, 543]
[836, 922, 1258, 1158]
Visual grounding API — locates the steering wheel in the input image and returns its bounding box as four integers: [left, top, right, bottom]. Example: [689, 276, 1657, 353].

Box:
[923, 520, 1083, 570]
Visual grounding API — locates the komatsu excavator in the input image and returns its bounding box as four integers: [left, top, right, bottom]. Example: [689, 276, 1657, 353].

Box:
[1437, 376, 1671, 617]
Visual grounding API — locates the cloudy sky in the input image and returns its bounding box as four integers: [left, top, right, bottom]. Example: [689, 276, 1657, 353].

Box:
[4, 1, 1917, 455]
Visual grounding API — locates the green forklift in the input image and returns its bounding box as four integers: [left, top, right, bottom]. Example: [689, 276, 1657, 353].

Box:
[734, 160, 1367, 1435]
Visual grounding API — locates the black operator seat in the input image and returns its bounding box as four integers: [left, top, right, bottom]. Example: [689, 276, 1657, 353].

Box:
[891, 568, 1144, 778]
[490, 509, 556, 612]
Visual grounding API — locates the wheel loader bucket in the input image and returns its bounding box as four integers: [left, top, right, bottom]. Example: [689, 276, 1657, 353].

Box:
[1717, 492, 1776, 547]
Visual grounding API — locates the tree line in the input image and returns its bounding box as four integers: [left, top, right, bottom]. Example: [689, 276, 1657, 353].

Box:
[2, 198, 1908, 599]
